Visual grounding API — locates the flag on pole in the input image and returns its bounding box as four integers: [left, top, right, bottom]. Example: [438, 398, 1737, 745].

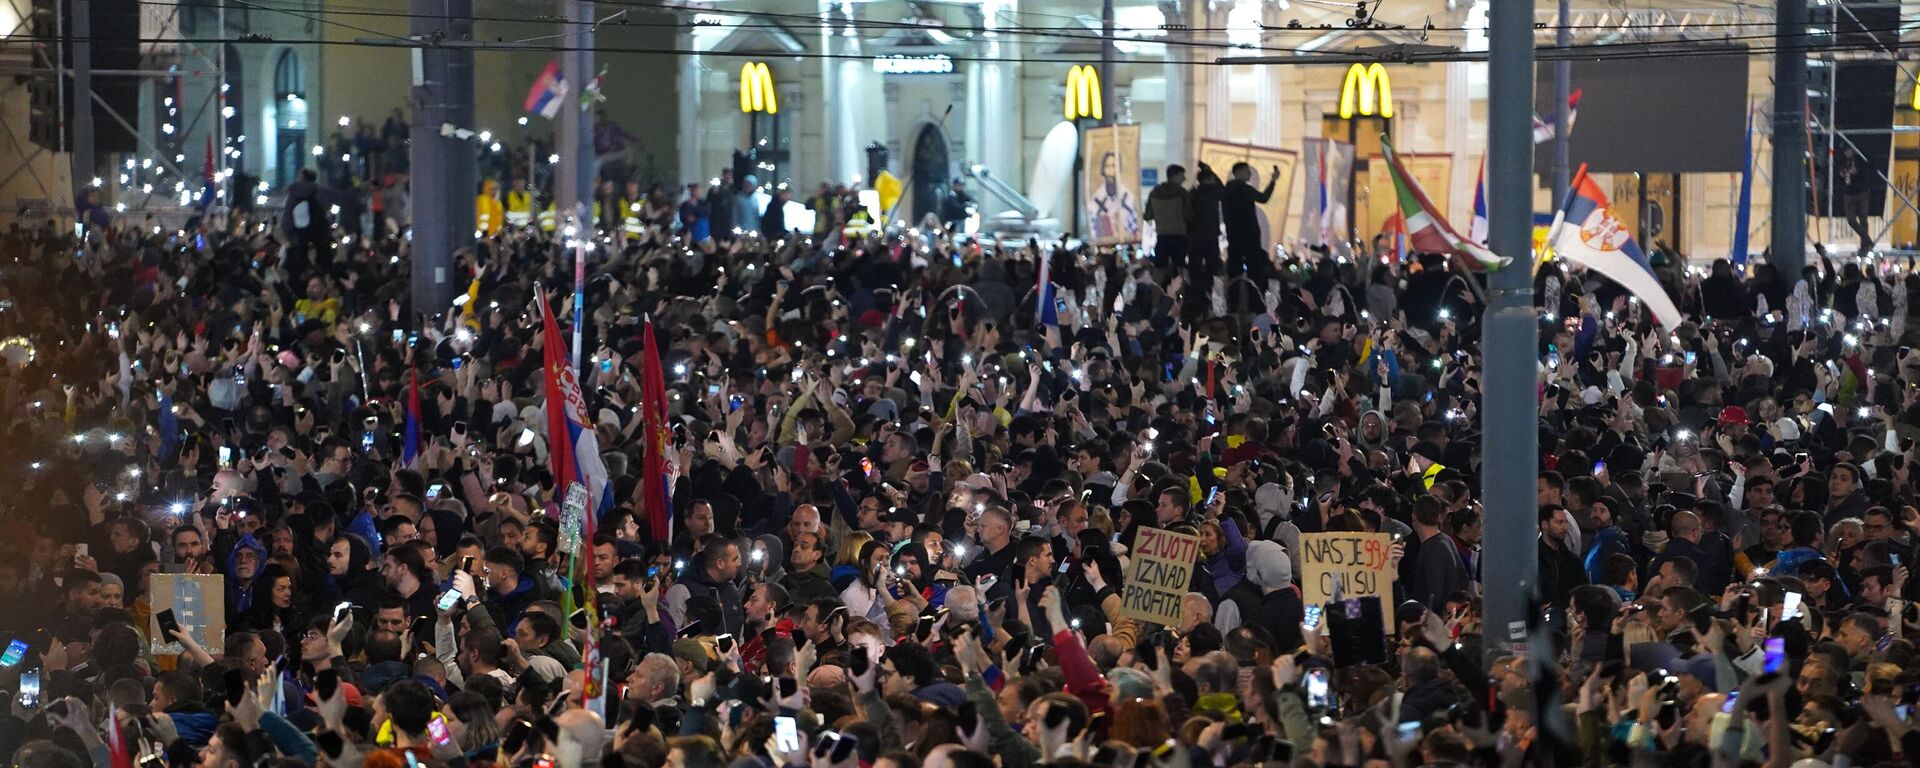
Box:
[106, 703, 134, 768]
[579, 65, 608, 110]
[1302, 139, 1353, 249]
[524, 61, 569, 120]
[402, 368, 421, 465]
[196, 136, 216, 214]
[638, 321, 673, 542]
[1036, 252, 1059, 326]
[1532, 88, 1583, 144]
[1469, 158, 1489, 246]
[1732, 107, 1755, 266]
[1380, 138, 1509, 270]
[537, 288, 612, 513]
[1547, 164, 1685, 329]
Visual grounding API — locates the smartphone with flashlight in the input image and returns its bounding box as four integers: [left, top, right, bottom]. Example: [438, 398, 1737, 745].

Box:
[1304, 668, 1331, 711]
[0, 640, 27, 667]
[774, 716, 800, 753]
[1783, 591, 1803, 621]
[427, 718, 454, 748]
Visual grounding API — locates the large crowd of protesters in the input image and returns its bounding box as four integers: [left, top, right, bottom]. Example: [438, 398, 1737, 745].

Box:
[0, 149, 1914, 768]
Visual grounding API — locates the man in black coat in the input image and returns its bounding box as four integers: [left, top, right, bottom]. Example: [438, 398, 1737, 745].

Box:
[1222, 162, 1278, 284]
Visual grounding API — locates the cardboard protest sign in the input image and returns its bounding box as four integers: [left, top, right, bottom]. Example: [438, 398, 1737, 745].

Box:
[1298, 532, 1396, 630]
[149, 573, 226, 656]
[1121, 527, 1203, 625]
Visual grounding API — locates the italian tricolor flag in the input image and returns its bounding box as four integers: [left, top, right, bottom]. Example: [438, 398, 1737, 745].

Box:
[1382, 139, 1509, 271]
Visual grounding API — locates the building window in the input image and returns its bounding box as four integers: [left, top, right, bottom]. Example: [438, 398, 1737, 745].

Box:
[272, 50, 307, 186]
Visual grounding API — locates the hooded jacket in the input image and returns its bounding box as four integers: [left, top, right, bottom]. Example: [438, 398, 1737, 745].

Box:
[325, 534, 384, 612]
[780, 561, 837, 604]
[1144, 182, 1193, 237]
[750, 534, 788, 584]
[225, 533, 270, 621]
[680, 562, 747, 637]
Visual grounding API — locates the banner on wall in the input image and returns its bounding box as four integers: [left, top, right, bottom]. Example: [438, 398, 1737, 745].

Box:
[1302, 138, 1354, 249]
[1197, 139, 1299, 247]
[1361, 153, 1451, 240]
[1082, 124, 1144, 246]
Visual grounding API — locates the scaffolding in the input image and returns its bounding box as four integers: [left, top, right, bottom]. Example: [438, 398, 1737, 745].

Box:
[0, 0, 234, 224]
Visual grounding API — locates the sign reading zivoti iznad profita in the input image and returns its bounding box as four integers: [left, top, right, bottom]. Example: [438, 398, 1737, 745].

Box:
[1121, 527, 1202, 625]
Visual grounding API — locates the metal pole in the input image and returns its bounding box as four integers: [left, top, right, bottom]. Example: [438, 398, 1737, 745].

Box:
[1550, 0, 1570, 201]
[70, 0, 95, 204]
[408, 0, 476, 316]
[555, 0, 594, 226]
[1100, 0, 1116, 126]
[1772, 0, 1809, 276]
[1482, 0, 1538, 662]
[1826, 58, 1837, 248]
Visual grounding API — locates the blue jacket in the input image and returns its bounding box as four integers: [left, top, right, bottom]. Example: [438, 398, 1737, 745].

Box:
[1584, 527, 1631, 584]
[167, 708, 219, 749]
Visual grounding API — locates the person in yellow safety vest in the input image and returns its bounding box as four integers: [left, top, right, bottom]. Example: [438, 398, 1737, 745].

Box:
[538, 202, 558, 232]
[808, 182, 841, 239]
[504, 178, 534, 228]
[475, 179, 504, 236]
[619, 180, 644, 238]
[1408, 440, 1447, 491]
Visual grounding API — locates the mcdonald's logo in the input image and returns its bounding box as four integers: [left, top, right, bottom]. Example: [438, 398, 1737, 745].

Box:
[740, 61, 778, 114]
[1338, 63, 1393, 119]
[1064, 65, 1103, 121]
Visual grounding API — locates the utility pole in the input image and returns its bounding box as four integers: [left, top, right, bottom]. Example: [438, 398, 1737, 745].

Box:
[1481, 0, 1538, 661]
[407, 0, 477, 315]
[555, 0, 595, 224]
[1550, 0, 1571, 201]
[1772, 0, 1808, 276]
[1100, 0, 1116, 126]
[70, 0, 95, 204]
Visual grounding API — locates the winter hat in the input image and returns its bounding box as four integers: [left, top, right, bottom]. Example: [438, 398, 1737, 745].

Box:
[1245, 540, 1293, 590]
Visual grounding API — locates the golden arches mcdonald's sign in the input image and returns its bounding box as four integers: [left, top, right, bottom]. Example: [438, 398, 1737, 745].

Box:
[1064, 65, 1103, 121]
[740, 61, 778, 114]
[1337, 63, 1393, 119]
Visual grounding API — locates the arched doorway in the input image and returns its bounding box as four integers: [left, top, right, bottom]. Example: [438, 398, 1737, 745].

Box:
[910, 124, 949, 223]
[271, 50, 307, 186]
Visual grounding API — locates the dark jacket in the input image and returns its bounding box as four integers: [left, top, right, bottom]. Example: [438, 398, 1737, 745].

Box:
[1190, 182, 1224, 252]
[1144, 182, 1193, 237]
[483, 575, 539, 631]
[780, 562, 838, 604]
[680, 565, 747, 637]
[1241, 587, 1305, 652]
[1222, 175, 1277, 248]
[1410, 531, 1468, 610]
[1539, 537, 1590, 612]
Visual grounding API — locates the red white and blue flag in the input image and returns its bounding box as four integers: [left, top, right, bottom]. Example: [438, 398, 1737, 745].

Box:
[1035, 252, 1059, 326]
[524, 61, 569, 120]
[1547, 164, 1683, 329]
[1468, 158, 1488, 246]
[537, 289, 612, 513]
[402, 368, 421, 465]
[1532, 88, 1583, 144]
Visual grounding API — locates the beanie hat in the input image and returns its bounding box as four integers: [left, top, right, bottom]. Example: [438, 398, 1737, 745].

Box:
[1245, 540, 1293, 590]
[1410, 440, 1444, 464]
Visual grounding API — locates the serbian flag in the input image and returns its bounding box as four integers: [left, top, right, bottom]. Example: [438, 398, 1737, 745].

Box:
[638, 320, 673, 542]
[106, 703, 134, 768]
[1547, 164, 1684, 329]
[1035, 251, 1059, 326]
[536, 287, 613, 513]
[402, 368, 421, 465]
[1380, 138, 1509, 270]
[524, 61, 569, 120]
[1468, 158, 1489, 246]
[1532, 88, 1582, 144]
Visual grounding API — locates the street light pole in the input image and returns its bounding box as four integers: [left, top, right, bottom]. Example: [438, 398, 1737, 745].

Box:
[1482, 0, 1538, 661]
[1772, 0, 1809, 276]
